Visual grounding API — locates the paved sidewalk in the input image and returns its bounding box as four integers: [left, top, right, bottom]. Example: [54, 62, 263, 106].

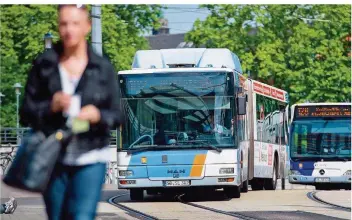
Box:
[314, 190, 352, 209]
[1, 181, 136, 220]
[277, 178, 315, 190]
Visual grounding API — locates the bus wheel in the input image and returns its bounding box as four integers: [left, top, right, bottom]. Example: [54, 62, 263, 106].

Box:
[224, 186, 241, 198]
[251, 179, 264, 190]
[146, 189, 159, 195]
[130, 189, 144, 201]
[241, 178, 249, 192]
[315, 184, 328, 190]
[344, 184, 351, 190]
[264, 160, 277, 190]
[193, 187, 208, 201]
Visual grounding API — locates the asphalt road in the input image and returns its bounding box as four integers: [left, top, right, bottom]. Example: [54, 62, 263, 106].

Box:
[1, 179, 350, 220]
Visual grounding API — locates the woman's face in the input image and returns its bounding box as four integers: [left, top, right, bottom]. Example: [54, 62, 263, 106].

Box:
[58, 6, 91, 48]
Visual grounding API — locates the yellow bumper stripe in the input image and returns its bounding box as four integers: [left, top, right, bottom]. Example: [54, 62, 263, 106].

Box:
[190, 154, 207, 177]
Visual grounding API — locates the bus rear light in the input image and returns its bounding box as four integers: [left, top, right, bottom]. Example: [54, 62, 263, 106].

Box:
[218, 178, 235, 183]
[119, 180, 136, 185]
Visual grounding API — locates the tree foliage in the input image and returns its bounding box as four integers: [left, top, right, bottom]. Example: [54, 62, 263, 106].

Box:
[186, 5, 351, 104]
[0, 4, 162, 127]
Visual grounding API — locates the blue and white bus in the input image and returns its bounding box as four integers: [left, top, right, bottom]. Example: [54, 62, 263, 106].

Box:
[288, 103, 351, 190]
[116, 48, 289, 200]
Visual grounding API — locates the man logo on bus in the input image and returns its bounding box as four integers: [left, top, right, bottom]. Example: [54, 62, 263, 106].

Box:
[167, 169, 186, 174]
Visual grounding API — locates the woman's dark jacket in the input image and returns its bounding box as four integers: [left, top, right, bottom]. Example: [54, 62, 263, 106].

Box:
[20, 41, 124, 151]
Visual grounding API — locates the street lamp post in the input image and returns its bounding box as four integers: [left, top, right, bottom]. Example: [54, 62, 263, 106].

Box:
[44, 32, 53, 50]
[0, 92, 4, 119]
[13, 83, 22, 129]
[0, 92, 4, 146]
[13, 83, 22, 145]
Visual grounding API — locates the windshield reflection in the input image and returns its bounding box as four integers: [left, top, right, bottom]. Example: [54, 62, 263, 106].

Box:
[119, 72, 237, 150]
[290, 119, 351, 159]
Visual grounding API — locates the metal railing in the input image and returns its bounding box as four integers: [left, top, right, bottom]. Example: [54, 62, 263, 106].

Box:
[1, 127, 119, 184]
[0, 127, 118, 147]
[0, 127, 29, 146]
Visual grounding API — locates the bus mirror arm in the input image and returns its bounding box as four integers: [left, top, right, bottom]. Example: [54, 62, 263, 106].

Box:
[237, 95, 247, 115]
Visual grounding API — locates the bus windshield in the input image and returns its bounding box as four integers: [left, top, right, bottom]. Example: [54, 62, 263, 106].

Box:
[119, 71, 237, 151]
[290, 118, 351, 160]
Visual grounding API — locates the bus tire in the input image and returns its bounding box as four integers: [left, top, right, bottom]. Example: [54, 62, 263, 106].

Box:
[146, 189, 159, 195]
[344, 184, 351, 190]
[315, 184, 329, 190]
[251, 179, 264, 191]
[224, 186, 241, 198]
[130, 189, 144, 201]
[241, 178, 249, 192]
[315, 184, 324, 190]
[193, 187, 208, 201]
[264, 160, 277, 190]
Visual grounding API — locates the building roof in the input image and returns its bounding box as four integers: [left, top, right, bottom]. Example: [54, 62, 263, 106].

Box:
[146, 33, 195, 50]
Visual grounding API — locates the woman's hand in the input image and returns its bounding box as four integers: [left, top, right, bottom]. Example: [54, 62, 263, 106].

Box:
[51, 91, 71, 113]
[77, 105, 101, 124]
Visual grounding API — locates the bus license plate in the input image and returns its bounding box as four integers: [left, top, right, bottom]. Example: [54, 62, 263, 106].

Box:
[315, 177, 330, 183]
[164, 180, 190, 187]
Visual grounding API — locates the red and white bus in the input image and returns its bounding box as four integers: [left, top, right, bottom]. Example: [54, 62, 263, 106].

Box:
[242, 78, 290, 190]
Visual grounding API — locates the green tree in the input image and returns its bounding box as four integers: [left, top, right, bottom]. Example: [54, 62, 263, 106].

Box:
[0, 4, 162, 127]
[186, 5, 351, 104]
[101, 5, 163, 71]
[0, 5, 58, 127]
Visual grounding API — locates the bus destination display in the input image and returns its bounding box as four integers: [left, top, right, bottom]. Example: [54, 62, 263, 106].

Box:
[295, 105, 351, 118]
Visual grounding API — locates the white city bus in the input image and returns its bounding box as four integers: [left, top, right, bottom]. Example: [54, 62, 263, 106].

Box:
[288, 103, 351, 190]
[115, 48, 289, 200]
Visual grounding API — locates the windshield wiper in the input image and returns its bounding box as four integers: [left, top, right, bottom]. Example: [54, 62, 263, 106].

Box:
[291, 157, 317, 162]
[329, 157, 350, 162]
[195, 145, 222, 153]
[127, 145, 191, 154]
[127, 145, 168, 155]
[179, 140, 222, 153]
[127, 144, 223, 154]
[291, 156, 350, 162]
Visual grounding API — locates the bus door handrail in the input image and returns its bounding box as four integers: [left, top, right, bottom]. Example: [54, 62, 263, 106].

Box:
[129, 135, 154, 149]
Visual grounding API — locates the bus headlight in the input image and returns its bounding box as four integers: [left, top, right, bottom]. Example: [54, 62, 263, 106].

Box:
[219, 168, 234, 174]
[289, 170, 302, 175]
[343, 170, 351, 176]
[119, 170, 133, 177]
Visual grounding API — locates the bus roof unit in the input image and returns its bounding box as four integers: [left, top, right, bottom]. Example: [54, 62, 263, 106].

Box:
[131, 48, 243, 74]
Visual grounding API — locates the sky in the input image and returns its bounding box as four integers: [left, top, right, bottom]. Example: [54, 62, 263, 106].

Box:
[159, 4, 210, 34]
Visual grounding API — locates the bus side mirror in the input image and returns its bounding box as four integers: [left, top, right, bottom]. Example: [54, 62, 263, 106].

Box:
[237, 95, 247, 115]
